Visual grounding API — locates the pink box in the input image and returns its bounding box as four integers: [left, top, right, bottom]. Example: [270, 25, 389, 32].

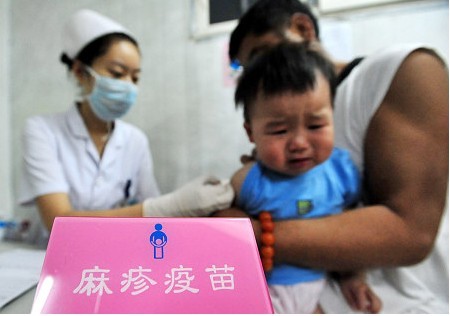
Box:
[32, 217, 273, 314]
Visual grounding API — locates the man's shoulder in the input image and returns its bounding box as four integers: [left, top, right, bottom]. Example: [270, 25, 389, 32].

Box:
[383, 47, 447, 115]
[366, 43, 432, 65]
[351, 43, 433, 81]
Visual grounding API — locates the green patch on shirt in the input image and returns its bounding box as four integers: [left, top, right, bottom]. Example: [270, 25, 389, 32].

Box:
[297, 200, 313, 215]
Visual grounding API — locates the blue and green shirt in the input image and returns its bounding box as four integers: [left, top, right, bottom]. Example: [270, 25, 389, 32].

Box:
[237, 147, 360, 285]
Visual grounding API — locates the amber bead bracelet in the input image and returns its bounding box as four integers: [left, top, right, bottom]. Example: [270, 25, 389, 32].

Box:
[259, 211, 275, 273]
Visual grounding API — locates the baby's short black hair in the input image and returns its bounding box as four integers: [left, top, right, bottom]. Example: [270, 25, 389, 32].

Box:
[235, 42, 336, 122]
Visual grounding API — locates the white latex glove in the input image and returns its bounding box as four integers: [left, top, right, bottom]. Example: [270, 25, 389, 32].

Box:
[143, 175, 234, 217]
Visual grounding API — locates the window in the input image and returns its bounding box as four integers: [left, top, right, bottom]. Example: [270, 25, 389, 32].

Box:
[190, 0, 418, 39]
[317, 0, 413, 13]
[191, 0, 258, 39]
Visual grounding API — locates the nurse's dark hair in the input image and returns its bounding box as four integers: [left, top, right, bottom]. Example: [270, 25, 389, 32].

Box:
[235, 42, 336, 122]
[60, 33, 139, 70]
[229, 0, 319, 62]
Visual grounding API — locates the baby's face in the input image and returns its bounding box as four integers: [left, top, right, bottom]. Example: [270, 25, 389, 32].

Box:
[245, 73, 334, 177]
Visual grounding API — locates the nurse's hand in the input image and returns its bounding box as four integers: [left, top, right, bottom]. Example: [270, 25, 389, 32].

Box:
[142, 175, 234, 217]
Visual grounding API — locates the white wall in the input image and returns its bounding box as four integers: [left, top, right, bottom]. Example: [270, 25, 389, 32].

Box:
[0, 0, 12, 219]
[1, 0, 448, 220]
[320, 0, 449, 62]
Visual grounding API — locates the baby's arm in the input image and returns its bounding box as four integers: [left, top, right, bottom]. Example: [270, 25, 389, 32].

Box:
[334, 270, 382, 313]
[229, 162, 255, 205]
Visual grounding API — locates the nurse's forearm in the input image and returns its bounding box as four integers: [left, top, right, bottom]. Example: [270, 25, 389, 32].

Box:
[36, 193, 144, 231]
[63, 204, 144, 220]
[44, 204, 143, 231]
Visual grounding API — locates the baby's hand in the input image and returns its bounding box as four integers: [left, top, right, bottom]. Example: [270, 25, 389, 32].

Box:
[338, 272, 382, 313]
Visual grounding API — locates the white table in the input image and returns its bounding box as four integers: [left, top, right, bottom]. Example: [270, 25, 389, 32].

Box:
[1, 287, 36, 314]
[0, 241, 41, 314]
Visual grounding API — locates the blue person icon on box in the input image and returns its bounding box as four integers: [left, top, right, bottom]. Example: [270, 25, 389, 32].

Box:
[150, 224, 168, 259]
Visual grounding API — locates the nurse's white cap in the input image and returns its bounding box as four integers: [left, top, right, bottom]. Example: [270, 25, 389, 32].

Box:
[62, 9, 134, 59]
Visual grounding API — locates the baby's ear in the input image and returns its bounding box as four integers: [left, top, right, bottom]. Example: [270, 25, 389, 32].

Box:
[244, 122, 254, 143]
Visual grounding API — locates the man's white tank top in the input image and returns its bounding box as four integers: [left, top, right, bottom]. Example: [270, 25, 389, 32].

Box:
[321, 43, 449, 313]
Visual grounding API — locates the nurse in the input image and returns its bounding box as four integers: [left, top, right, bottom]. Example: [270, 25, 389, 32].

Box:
[18, 9, 233, 233]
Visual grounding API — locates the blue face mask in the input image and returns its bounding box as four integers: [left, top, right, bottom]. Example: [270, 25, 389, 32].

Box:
[85, 66, 138, 122]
